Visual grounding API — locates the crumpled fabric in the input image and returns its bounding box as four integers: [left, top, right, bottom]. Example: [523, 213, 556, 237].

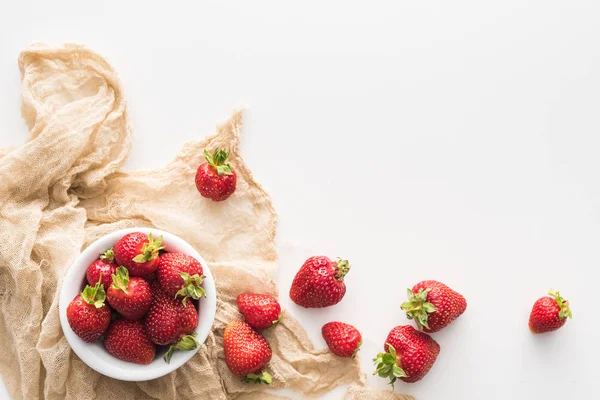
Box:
[0, 43, 413, 400]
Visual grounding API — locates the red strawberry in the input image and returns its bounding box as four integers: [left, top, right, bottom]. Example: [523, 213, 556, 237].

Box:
[145, 282, 200, 363]
[106, 267, 152, 320]
[373, 325, 440, 384]
[289, 256, 350, 308]
[195, 148, 237, 202]
[322, 322, 362, 358]
[114, 232, 165, 278]
[401, 280, 467, 333]
[66, 278, 111, 342]
[223, 320, 273, 384]
[157, 252, 206, 302]
[86, 248, 118, 288]
[529, 290, 572, 333]
[237, 293, 281, 330]
[104, 319, 156, 364]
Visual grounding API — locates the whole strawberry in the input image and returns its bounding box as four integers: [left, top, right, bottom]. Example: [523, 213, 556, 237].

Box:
[373, 325, 440, 384]
[401, 280, 467, 333]
[106, 267, 152, 320]
[145, 282, 200, 363]
[195, 148, 237, 202]
[157, 252, 206, 303]
[104, 319, 156, 364]
[322, 322, 362, 358]
[114, 232, 165, 278]
[223, 320, 273, 384]
[237, 293, 281, 330]
[529, 290, 572, 333]
[86, 248, 118, 288]
[289, 256, 350, 308]
[66, 279, 111, 342]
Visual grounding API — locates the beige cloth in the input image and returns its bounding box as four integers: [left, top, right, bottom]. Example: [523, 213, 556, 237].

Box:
[0, 43, 412, 400]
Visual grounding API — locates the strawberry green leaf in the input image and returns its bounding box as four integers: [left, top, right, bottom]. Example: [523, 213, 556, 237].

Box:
[243, 371, 273, 385]
[549, 290, 572, 320]
[175, 272, 206, 304]
[401, 288, 437, 330]
[334, 259, 351, 281]
[99, 248, 115, 263]
[81, 275, 107, 308]
[111, 267, 130, 294]
[204, 148, 234, 176]
[163, 333, 200, 363]
[133, 233, 165, 263]
[372, 344, 406, 386]
[216, 164, 232, 176]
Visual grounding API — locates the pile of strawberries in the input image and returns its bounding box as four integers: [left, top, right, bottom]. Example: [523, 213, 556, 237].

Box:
[66, 232, 207, 364]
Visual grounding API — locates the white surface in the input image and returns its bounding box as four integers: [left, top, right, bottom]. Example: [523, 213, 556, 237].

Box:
[58, 228, 217, 382]
[1, 1, 600, 399]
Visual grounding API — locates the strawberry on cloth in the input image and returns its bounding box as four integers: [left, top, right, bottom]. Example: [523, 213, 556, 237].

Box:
[0, 44, 407, 400]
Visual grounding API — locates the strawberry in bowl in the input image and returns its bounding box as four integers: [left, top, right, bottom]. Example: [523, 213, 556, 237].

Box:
[59, 228, 217, 381]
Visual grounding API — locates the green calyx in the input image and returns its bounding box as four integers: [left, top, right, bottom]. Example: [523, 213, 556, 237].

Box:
[549, 290, 572, 320]
[176, 272, 207, 305]
[99, 248, 115, 263]
[111, 267, 130, 294]
[204, 148, 233, 176]
[372, 344, 406, 386]
[401, 288, 437, 330]
[242, 371, 273, 385]
[334, 259, 351, 281]
[163, 333, 200, 363]
[81, 275, 107, 308]
[132, 233, 165, 263]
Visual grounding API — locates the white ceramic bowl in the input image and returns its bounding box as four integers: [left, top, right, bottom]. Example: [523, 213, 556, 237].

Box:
[59, 228, 217, 381]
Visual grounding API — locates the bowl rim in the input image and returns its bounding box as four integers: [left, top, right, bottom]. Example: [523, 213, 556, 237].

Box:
[58, 227, 217, 381]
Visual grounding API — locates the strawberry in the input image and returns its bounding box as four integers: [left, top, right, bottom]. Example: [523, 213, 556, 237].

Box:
[145, 282, 200, 363]
[114, 232, 165, 278]
[157, 252, 206, 303]
[401, 280, 467, 333]
[86, 248, 118, 288]
[289, 256, 350, 308]
[529, 290, 572, 333]
[373, 325, 440, 384]
[236, 293, 281, 330]
[104, 319, 156, 364]
[223, 320, 273, 384]
[66, 278, 111, 342]
[322, 322, 362, 358]
[106, 267, 152, 320]
[195, 148, 237, 202]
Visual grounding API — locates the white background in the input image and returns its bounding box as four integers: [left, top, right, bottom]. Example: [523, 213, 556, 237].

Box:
[1, 1, 599, 399]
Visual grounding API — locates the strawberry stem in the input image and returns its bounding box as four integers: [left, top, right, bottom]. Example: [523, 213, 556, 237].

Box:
[549, 290, 572, 320]
[334, 259, 350, 281]
[401, 288, 437, 330]
[111, 267, 130, 295]
[163, 333, 200, 363]
[372, 344, 407, 386]
[132, 233, 165, 263]
[204, 148, 233, 176]
[80, 274, 107, 308]
[242, 371, 273, 385]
